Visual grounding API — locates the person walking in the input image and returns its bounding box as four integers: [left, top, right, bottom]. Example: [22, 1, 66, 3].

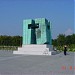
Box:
[64, 45, 67, 55]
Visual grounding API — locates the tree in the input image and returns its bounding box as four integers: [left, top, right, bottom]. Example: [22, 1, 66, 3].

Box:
[57, 34, 66, 46]
[0, 35, 22, 46]
[52, 39, 57, 46]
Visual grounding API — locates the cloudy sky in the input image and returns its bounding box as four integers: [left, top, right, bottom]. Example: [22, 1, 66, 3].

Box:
[0, 0, 74, 39]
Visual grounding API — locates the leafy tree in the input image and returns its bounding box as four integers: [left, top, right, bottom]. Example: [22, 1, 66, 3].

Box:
[57, 34, 66, 46]
[0, 35, 22, 46]
[52, 39, 57, 46]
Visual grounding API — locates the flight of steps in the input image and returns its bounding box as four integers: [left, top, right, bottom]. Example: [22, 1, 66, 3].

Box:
[13, 45, 57, 55]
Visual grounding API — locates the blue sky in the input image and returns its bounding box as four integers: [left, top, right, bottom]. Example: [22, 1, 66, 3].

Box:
[0, 0, 74, 39]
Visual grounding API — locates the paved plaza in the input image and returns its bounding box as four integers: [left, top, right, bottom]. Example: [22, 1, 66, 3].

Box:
[0, 50, 75, 75]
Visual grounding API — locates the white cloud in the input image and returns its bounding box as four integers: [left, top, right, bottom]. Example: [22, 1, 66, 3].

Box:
[65, 28, 73, 36]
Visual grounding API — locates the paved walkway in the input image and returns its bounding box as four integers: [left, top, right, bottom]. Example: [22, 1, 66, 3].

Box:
[0, 51, 75, 75]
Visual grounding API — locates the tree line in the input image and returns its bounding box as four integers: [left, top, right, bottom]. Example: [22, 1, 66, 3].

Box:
[52, 34, 75, 46]
[0, 35, 22, 46]
[0, 34, 75, 47]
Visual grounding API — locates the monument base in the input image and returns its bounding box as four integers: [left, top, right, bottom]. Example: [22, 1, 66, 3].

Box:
[13, 45, 58, 55]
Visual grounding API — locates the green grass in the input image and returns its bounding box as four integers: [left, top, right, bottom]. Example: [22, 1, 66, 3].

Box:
[56, 44, 75, 52]
[0, 46, 18, 50]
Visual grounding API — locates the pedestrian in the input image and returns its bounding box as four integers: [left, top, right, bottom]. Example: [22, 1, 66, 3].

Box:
[64, 45, 67, 55]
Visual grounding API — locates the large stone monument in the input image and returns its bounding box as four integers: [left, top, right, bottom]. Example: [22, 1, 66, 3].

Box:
[23, 18, 52, 45]
[13, 18, 57, 55]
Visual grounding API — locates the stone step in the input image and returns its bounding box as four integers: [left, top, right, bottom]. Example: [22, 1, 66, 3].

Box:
[13, 45, 57, 55]
[18, 47, 49, 51]
[13, 50, 57, 55]
[22, 45, 53, 48]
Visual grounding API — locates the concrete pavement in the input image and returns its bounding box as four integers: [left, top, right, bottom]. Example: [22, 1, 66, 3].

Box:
[0, 50, 75, 75]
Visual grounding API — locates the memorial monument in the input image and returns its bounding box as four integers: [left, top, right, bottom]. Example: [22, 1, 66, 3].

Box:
[13, 18, 57, 55]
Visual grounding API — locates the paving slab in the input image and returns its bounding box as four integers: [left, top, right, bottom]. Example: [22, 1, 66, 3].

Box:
[0, 50, 75, 75]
